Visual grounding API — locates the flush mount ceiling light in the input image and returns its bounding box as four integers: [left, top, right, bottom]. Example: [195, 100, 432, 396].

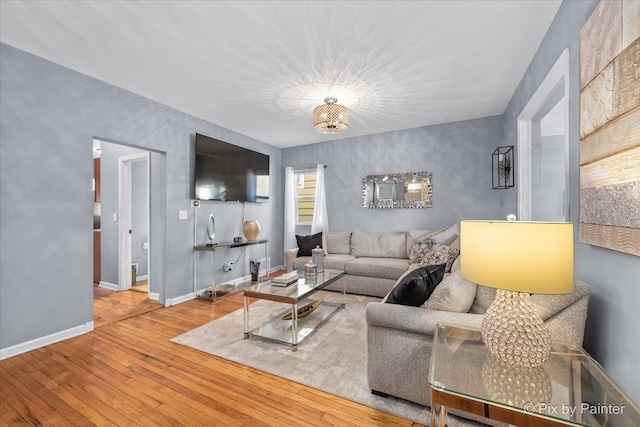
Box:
[313, 97, 349, 134]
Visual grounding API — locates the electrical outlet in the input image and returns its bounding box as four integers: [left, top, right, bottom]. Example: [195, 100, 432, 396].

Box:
[179, 210, 188, 220]
[223, 263, 233, 272]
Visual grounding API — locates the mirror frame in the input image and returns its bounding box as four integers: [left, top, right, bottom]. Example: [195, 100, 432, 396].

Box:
[362, 171, 433, 209]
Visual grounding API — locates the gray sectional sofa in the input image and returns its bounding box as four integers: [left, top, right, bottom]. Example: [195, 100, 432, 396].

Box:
[285, 226, 591, 427]
[367, 281, 590, 426]
[284, 226, 460, 297]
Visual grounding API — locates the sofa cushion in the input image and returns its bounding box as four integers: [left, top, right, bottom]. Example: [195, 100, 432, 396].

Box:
[344, 257, 410, 280]
[323, 254, 356, 270]
[296, 232, 322, 256]
[326, 231, 351, 254]
[406, 229, 440, 257]
[351, 231, 407, 258]
[469, 284, 497, 314]
[385, 264, 446, 306]
[292, 256, 312, 270]
[431, 223, 460, 246]
[532, 280, 591, 321]
[423, 270, 477, 313]
[405, 223, 459, 256]
[409, 238, 460, 273]
[294, 254, 356, 271]
[450, 236, 460, 250]
[450, 255, 461, 272]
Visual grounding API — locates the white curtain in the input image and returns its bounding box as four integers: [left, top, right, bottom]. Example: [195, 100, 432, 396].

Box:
[311, 164, 329, 234]
[284, 167, 297, 250]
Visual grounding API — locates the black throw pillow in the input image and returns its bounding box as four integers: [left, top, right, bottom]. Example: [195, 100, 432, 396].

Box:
[296, 232, 323, 256]
[385, 264, 446, 306]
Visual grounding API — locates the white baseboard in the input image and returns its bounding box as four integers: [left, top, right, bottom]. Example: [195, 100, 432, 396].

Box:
[149, 292, 160, 301]
[168, 264, 284, 307]
[165, 292, 197, 307]
[0, 321, 94, 360]
[136, 274, 149, 282]
[270, 264, 284, 273]
[99, 281, 119, 291]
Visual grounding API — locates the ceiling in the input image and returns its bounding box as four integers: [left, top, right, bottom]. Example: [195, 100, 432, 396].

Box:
[0, 0, 561, 148]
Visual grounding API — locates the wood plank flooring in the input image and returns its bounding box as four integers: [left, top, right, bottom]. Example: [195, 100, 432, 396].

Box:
[1, 282, 426, 426]
[93, 284, 163, 328]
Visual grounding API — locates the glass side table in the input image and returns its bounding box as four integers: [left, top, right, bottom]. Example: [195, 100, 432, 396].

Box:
[429, 324, 640, 427]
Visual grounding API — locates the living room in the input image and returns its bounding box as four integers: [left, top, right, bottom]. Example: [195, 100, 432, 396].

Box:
[1, 0, 639, 425]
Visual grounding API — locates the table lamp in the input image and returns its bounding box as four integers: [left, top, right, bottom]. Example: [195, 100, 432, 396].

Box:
[460, 218, 574, 368]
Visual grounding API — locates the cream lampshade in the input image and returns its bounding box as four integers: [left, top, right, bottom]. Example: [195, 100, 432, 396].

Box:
[460, 219, 574, 368]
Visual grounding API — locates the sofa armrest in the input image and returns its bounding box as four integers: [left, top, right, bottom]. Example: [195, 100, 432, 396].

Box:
[366, 302, 483, 336]
[284, 248, 298, 272]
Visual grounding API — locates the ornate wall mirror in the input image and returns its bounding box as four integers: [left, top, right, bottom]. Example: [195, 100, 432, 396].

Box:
[362, 172, 433, 209]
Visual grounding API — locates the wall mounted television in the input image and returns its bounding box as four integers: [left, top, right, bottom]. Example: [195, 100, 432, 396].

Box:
[194, 133, 270, 203]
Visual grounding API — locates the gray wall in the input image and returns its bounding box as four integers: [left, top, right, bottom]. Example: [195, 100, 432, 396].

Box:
[502, 0, 640, 402]
[282, 115, 506, 233]
[0, 43, 283, 350]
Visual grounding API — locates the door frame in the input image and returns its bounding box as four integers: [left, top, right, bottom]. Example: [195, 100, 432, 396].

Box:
[117, 152, 150, 292]
[517, 48, 570, 221]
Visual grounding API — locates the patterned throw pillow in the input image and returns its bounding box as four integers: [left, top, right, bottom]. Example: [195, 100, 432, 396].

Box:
[409, 238, 435, 263]
[410, 238, 460, 273]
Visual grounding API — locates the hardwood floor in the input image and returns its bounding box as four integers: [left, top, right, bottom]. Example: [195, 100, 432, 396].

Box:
[93, 284, 162, 328]
[1, 282, 426, 426]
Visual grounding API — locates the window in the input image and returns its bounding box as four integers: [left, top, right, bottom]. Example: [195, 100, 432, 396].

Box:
[295, 171, 316, 224]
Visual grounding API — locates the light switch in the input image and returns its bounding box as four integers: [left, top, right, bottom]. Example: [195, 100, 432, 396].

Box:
[112, 213, 117, 221]
[179, 210, 188, 220]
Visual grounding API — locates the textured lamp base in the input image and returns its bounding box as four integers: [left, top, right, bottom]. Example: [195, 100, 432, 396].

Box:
[482, 355, 552, 407]
[481, 289, 551, 368]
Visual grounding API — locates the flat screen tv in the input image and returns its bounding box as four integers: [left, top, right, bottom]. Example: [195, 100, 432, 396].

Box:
[194, 133, 270, 203]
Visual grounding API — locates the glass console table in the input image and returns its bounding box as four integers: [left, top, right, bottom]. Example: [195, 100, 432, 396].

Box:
[194, 239, 269, 300]
[429, 324, 640, 427]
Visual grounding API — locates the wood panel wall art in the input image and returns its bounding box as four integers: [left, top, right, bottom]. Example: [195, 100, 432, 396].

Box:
[579, 0, 640, 257]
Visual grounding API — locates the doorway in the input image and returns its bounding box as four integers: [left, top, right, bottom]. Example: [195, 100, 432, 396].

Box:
[117, 152, 150, 294]
[517, 48, 570, 222]
[93, 139, 160, 327]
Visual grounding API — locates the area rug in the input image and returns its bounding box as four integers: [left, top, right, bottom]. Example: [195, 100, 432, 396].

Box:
[171, 291, 477, 426]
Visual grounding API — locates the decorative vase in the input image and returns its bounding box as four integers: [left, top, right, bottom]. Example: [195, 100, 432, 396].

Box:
[250, 259, 260, 282]
[242, 220, 260, 242]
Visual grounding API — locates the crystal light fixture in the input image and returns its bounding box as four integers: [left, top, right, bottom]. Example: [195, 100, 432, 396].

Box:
[460, 217, 574, 368]
[313, 97, 348, 134]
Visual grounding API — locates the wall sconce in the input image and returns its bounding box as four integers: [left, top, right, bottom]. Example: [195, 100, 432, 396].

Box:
[492, 146, 514, 189]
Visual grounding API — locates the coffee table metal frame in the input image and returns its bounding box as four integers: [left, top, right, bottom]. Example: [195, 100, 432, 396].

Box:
[243, 269, 345, 351]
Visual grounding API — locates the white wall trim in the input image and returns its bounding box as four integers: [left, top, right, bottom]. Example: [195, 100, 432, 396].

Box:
[149, 292, 160, 301]
[99, 280, 119, 291]
[517, 48, 570, 221]
[0, 321, 94, 360]
[165, 292, 197, 307]
[136, 274, 149, 281]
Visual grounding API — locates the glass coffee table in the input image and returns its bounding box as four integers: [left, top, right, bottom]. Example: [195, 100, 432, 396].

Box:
[243, 268, 345, 351]
[429, 324, 640, 427]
